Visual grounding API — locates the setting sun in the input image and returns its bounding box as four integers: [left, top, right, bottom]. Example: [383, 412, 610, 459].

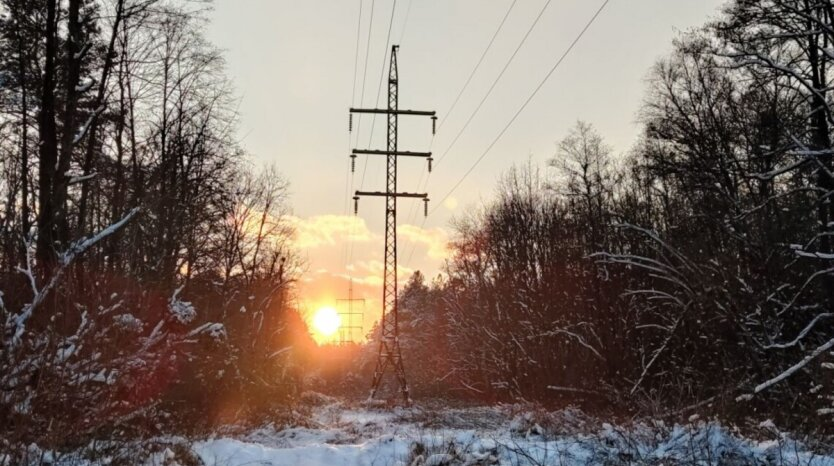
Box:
[312, 306, 342, 340]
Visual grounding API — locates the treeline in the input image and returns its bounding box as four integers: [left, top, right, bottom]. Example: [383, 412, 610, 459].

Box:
[0, 0, 306, 455]
[374, 0, 834, 431]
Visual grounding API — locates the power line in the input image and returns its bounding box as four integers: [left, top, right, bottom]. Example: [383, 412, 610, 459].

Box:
[350, 0, 398, 267]
[365, 0, 399, 151]
[430, 0, 612, 216]
[434, 0, 552, 168]
[406, 0, 611, 269]
[439, 0, 518, 130]
[351, 0, 364, 108]
[344, 0, 365, 215]
[405, 0, 518, 228]
[353, 0, 376, 144]
[347, 0, 375, 269]
[398, 0, 413, 45]
[405, 0, 536, 229]
[356, 0, 398, 198]
[344, 0, 366, 269]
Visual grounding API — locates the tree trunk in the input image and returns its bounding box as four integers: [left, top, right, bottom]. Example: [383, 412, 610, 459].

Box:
[53, 0, 83, 248]
[36, 0, 59, 270]
[77, 0, 125, 238]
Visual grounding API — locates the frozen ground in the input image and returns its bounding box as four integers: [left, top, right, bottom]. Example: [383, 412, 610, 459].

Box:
[183, 399, 834, 466]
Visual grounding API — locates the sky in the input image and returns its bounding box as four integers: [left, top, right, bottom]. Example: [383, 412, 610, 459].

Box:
[206, 0, 727, 339]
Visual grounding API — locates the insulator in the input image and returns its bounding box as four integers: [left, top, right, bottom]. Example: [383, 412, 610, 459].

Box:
[349, 114, 353, 133]
[424, 198, 429, 217]
[350, 154, 357, 173]
[353, 196, 359, 215]
[427, 157, 433, 173]
[431, 116, 437, 135]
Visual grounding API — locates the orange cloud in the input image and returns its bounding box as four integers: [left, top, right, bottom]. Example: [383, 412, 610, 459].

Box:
[399, 224, 451, 261]
[289, 215, 375, 250]
[344, 260, 415, 287]
[289, 214, 451, 343]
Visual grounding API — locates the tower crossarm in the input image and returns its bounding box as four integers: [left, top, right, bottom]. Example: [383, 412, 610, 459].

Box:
[352, 149, 432, 158]
[355, 191, 427, 199]
[349, 108, 435, 116]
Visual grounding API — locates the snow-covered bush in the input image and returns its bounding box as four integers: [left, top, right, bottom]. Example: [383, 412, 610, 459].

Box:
[0, 211, 229, 459]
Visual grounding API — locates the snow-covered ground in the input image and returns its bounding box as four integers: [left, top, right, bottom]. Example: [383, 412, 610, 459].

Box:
[8, 398, 834, 465]
[184, 399, 834, 466]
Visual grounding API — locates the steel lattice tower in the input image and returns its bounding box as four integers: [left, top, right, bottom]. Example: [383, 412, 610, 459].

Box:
[349, 45, 436, 403]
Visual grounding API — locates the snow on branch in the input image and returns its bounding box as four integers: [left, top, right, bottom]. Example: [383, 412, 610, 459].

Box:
[795, 250, 834, 260]
[609, 223, 699, 274]
[755, 135, 834, 182]
[764, 313, 833, 350]
[73, 105, 106, 145]
[75, 75, 94, 92]
[61, 207, 140, 266]
[753, 336, 834, 394]
[74, 43, 92, 61]
[546, 385, 605, 397]
[268, 346, 292, 360]
[623, 289, 686, 308]
[776, 266, 834, 316]
[591, 252, 694, 296]
[528, 326, 604, 360]
[751, 158, 810, 180]
[630, 313, 685, 395]
[168, 286, 196, 324]
[726, 52, 834, 124]
[68, 172, 98, 185]
[6, 208, 141, 349]
[187, 322, 226, 341]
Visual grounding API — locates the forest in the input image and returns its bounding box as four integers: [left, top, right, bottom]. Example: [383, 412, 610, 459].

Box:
[2, 0, 834, 464]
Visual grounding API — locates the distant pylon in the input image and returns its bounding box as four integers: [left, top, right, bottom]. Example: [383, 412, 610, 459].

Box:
[349, 45, 436, 403]
[336, 280, 365, 345]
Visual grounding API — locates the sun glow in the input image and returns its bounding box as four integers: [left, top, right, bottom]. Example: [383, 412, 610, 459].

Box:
[312, 306, 342, 341]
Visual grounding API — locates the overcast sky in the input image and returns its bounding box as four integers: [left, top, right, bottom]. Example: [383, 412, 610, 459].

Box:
[206, 0, 727, 335]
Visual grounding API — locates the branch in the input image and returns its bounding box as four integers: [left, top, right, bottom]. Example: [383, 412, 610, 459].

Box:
[68, 172, 98, 185]
[764, 313, 832, 349]
[754, 336, 834, 394]
[7, 208, 141, 348]
[751, 157, 810, 180]
[631, 312, 685, 395]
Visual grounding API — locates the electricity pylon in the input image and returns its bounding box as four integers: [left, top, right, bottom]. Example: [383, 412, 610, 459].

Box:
[349, 45, 436, 403]
[336, 280, 365, 345]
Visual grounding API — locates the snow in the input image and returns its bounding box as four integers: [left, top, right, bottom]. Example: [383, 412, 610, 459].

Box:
[168, 287, 196, 324]
[54, 343, 76, 363]
[68, 172, 98, 185]
[8, 401, 834, 465]
[113, 313, 144, 332]
[194, 435, 412, 466]
[188, 322, 227, 340]
[183, 403, 834, 466]
[72, 105, 105, 144]
[75, 77, 94, 92]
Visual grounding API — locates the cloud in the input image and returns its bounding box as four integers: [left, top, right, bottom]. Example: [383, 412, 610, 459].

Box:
[288, 216, 449, 339]
[399, 224, 451, 261]
[288, 215, 375, 250]
[344, 260, 415, 287]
